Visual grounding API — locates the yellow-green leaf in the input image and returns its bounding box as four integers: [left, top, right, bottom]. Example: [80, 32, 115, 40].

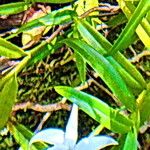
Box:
[0, 37, 27, 58]
[55, 86, 133, 133]
[62, 39, 136, 111]
[0, 74, 18, 130]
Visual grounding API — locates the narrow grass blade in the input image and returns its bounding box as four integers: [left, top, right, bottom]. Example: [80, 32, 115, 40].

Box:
[117, 0, 150, 47]
[55, 86, 133, 133]
[137, 83, 150, 125]
[62, 39, 136, 111]
[27, 41, 62, 66]
[122, 127, 137, 150]
[0, 74, 18, 129]
[106, 13, 127, 28]
[106, 56, 142, 91]
[75, 52, 86, 83]
[0, 2, 29, 15]
[76, 19, 146, 90]
[108, 0, 150, 55]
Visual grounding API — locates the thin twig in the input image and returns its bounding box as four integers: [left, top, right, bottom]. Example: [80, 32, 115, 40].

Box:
[91, 78, 118, 103]
[130, 50, 150, 63]
[137, 64, 150, 76]
[61, 78, 118, 104]
[35, 112, 51, 133]
[40, 4, 120, 45]
[80, 6, 120, 19]
[12, 101, 71, 112]
[46, 23, 71, 43]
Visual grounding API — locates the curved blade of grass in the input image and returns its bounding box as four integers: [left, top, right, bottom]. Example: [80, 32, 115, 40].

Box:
[73, 27, 86, 83]
[0, 2, 29, 15]
[0, 74, 17, 130]
[62, 39, 136, 111]
[75, 52, 86, 83]
[55, 86, 133, 133]
[108, 0, 150, 55]
[75, 19, 107, 55]
[27, 41, 62, 66]
[106, 56, 142, 91]
[113, 53, 146, 89]
[125, 1, 150, 37]
[0, 37, 27, 58]
[122, 127, 137, 150]
[117, 0, 150, 47]
[76, 19, 146, 90]
[137, 84, 150, 125]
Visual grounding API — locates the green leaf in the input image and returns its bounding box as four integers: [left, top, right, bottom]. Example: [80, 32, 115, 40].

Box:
[106, 13, 127, 28]
[8, 122, 48, 150]
[75, 52, 86, 83]
[123, 128, 137, 150]
[73, 26, 86, 83]
[108, 0, 150, 55]
[55, 86, 133, 133]
[125, 1, 150, 37]
[0, 2, 29, 15]
[111, 134, 126, 150]
[137, 83, 150, 125]
[106, 56, 143, 92]
[7, 9, 76, 39]
[117, 0, 150, 48]
[27, 41, 62, 66]
[62, 39, 136, 111]
[0, 74, 18, 130]
[0, 37, 27, 58]
[76, 19, 107, 55]
[112, 53, 146, 90]
[76, 19, 146, 91]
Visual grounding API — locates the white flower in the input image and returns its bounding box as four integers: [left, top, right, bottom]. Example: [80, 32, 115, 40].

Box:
[29, 104, 118, 150]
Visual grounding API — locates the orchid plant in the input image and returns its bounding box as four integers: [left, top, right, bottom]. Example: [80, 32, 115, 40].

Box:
[29, 104, 118, 150]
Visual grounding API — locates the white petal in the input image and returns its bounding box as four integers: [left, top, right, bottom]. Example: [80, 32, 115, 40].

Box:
[29, 128, 65, 146]
[65, 104, 78, 148]
[47, 144, 69, 150]
[75, 135, 118, 150]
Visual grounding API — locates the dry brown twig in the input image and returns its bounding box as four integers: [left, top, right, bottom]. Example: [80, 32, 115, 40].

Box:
[61, 78, 118, 104]
[12, 101, 71, 112]
[13, 76, 117, 112]
[130, 50, 150, 63]
[79, 5, 120, 19]
[35, 112, 51, 132]
[43, 4, 120, 47]
[137, 64, 150, 76]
